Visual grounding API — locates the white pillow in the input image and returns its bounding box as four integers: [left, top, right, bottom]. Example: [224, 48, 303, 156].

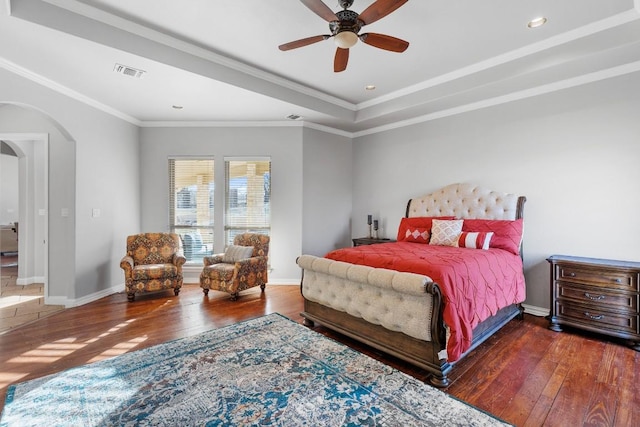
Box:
[222, 245, 254, 263]
[429, 219, 463, 247]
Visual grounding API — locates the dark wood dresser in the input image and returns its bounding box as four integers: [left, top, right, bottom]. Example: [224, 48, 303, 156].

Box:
[547, 255, 640, 350]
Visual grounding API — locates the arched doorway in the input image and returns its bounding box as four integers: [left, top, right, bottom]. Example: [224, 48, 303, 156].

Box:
[0, 134, 48, 292]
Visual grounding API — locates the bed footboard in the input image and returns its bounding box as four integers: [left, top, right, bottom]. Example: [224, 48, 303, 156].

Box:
[296, 254, 451, 386]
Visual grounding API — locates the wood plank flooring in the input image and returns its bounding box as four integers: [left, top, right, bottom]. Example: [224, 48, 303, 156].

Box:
[0, 283, 638, 426]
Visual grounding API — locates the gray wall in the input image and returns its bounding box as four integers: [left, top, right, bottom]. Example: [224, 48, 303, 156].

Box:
[139, 126, 307, 283]
[0, 68, 140, 305]
[302, 127, 353, 256]
[352, 71, 640, 310]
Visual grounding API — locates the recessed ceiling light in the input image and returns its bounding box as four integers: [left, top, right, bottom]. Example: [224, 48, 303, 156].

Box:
[365, 85, 376, 91]
[172, 105, 183, 110]
[527, 17, 547, 28]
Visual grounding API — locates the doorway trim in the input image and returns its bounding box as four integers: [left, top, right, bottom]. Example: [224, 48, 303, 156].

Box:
[0, 133, 49, 298]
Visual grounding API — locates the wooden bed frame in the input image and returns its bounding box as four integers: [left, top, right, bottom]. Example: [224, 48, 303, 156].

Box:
[298, 183, 526, 387]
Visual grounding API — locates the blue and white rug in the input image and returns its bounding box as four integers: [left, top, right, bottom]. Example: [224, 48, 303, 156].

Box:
[1, 313, 510, 426]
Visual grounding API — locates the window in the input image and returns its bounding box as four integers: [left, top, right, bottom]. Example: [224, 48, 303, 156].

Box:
[225, 158, 271, 246]
[169, 158, 214, 264]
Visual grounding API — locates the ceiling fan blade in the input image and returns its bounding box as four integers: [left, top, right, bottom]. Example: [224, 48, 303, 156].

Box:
[334, 47, 349, 72]
[359, 33, 409, 52]
[300, 0, 338, 22]
[358, 0, 408, 25]
[279, 35, 330, 51]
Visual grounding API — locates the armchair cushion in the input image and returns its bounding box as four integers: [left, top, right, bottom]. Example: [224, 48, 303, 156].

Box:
[131, 264, 179, 281]
[223, 245, 255, 263]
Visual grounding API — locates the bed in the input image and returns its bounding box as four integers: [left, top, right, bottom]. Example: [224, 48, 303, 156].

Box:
[296, 183, 526, 387]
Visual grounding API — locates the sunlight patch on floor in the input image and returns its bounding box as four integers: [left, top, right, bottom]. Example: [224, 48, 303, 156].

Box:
[87, 336, 149, 363]
[85, 319, 138, 343]
[7, 339, 89, 364]
[0, 295, 41, 310]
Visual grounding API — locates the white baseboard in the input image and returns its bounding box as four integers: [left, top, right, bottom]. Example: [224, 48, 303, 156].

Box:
[16, 276, 45, 286]
[46, 284, 123, 308]
[46, 281, 302, 308]
[522, 303, 549, 317]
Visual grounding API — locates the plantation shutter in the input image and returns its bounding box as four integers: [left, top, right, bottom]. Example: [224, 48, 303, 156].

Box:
[168, 157, 215, 264]
[224, 157, 271, 246]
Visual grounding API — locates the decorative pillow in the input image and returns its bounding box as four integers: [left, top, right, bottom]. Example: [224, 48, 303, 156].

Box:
[396, 216, 456, 242]
[458, 231, 493, 250]
[429, 219, 464, 247]
[222, 245, 254, 263]
[404, 227, 430, 244]
[462, 219, 524, 255]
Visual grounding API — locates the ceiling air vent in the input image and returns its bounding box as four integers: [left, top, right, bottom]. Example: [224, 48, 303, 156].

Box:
[113, 63, 145, 78]
[286, 114, 303, 120]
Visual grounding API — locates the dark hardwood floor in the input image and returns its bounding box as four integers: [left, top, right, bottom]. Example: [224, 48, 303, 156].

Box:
[1, 284, 638, 426]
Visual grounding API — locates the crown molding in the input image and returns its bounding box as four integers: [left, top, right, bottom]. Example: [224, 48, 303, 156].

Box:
[140, 119, 353, 138]
[0, 56, 141, 125]
[353, 60, 640, 138]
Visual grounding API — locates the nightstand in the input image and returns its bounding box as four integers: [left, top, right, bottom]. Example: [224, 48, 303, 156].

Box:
[352, 237, 395, 247]
[547, 255, 640, 351]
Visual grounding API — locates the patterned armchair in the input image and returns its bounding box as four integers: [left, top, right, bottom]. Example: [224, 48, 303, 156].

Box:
[120, 233, 186, 302]
[200, 233, 270, 300]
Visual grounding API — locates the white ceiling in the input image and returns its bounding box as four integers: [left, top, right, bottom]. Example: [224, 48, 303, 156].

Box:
[1, 0, 640, 136]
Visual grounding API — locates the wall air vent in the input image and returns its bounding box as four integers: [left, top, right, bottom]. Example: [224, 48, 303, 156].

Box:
[113, 63, 146, 78]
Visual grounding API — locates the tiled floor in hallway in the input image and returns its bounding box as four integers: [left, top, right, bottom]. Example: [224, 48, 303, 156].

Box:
[0, 256, 65, 334]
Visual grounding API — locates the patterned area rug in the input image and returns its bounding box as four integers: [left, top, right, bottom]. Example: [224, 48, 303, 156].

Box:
[1, 313, 510, 426]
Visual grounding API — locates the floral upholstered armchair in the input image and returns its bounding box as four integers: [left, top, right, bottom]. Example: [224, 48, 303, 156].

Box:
[200, 233, 270, 300]
[120, 233, 186, 302]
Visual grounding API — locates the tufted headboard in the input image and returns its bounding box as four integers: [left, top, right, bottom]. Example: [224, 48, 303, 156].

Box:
[405, 183, 526, 220]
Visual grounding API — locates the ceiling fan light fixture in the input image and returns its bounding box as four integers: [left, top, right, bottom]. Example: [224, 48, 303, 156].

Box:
[334, 31, 358, 49]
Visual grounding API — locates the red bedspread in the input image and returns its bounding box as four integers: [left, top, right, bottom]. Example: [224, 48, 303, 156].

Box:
[325, 242, 526, 361]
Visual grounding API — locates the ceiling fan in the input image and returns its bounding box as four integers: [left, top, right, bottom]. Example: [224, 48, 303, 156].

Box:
[279, 0, 409, 73]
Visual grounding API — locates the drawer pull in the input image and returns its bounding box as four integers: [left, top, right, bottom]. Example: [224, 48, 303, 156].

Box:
[569, 272, 576, 277]
[584, 312, 604, 321]
[584, 292, 605, 301]
[614, 278, 622, 284]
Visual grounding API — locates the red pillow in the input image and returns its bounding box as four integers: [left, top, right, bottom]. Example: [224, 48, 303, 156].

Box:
[403, 227, 431, 244]
[397, 216, 456, 242]
[462, 219, 523, 255]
